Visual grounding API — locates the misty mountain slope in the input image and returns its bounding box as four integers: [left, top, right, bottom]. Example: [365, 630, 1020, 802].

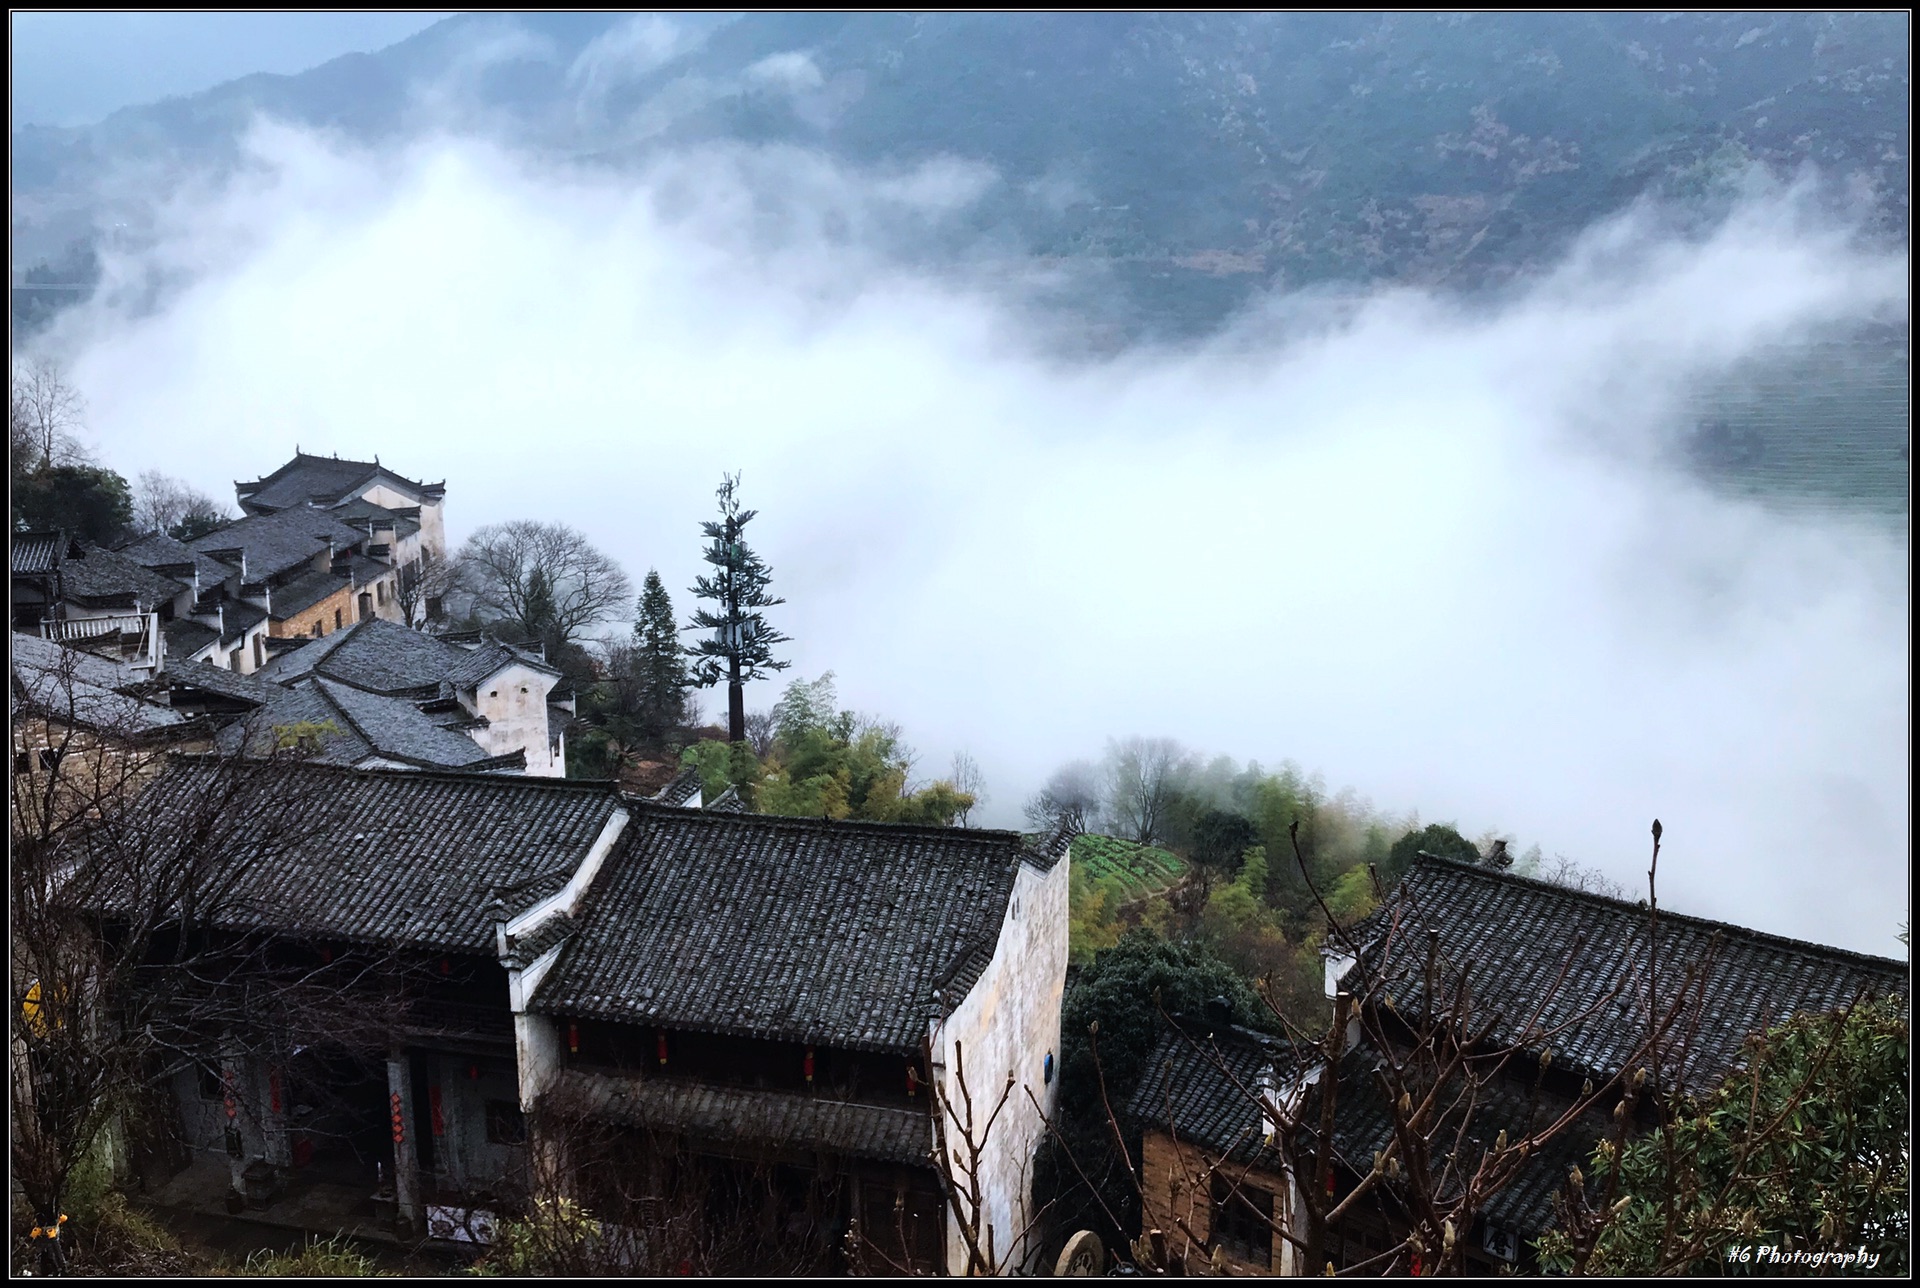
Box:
[13, 10, 1906, 298]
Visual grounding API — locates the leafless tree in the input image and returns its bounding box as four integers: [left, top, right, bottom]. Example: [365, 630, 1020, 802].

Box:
[394, 547, 459, 629]
[844, 1042, 1051, 1276]
[1104, 737, 1192, 846]
[130, 470, 231, 538]
[9, 651, 410, 1270]
[1538, 852, 1629, 900]
[949, 751, 986, 828]
[504, 1084, 853, 1275]
[1044, 821, 1718, 1277]
[454, 520, 633, 650]
[10, 356, 89, 470]
[1024, 759, 1104, 834]
[742, 709, 778, 760]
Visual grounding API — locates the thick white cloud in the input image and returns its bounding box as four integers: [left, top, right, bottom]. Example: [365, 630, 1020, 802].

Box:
[45, 126, 1909, 954]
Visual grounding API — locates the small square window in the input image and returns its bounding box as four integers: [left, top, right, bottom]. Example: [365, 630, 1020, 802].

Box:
[334, 608, 343, 629]
[14, 751, 30, 775]
[198, 1062, 222, 1100]
[38, 747, 65, 773]
[485, 1099, 525, 1145]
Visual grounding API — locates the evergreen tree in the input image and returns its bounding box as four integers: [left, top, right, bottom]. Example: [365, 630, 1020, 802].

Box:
[523, 566, 560, 656]
[631, 569, 689, 742]
[685, 473, 791, 743]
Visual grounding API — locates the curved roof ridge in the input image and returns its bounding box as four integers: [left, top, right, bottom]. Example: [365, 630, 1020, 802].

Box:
[1402, 852, 1905, 971]
[624, 796, 1027, 844]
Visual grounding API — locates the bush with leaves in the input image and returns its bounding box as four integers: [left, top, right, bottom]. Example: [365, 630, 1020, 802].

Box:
[1540, 995, 1908, 1276]
[680, 672, 973, 824]
[1037, 929, 1273, 1251]
[471, 1197, 604, 1277]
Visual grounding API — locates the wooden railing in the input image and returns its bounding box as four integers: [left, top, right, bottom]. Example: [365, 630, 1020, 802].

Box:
[41, 612, 161, 673]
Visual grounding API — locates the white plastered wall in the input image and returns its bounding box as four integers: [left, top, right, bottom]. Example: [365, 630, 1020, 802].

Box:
[930, 850, 1071, 1275]
[466, 663, 562, 776]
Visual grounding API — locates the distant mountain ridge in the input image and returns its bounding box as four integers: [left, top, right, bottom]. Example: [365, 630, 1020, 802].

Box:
[11, 11, 1909, 334]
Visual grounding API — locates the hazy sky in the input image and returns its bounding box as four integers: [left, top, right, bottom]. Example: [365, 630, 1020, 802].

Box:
[10, 11, 452, 127]
[27, 116, 1910, 956]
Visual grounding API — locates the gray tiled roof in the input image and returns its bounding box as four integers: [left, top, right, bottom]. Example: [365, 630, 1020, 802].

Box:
[187, 507, 368, 581]
[1129, 1021, 1291, 1168]
[505, 911, 576, 967]
[132, 758, 625, 952]
[1311, 1057, 1606, 1238]
[533, 806, 1036, 1053]
[557, 1070, 933, 1167]
[10, 633, 189, 734]
[163, 618, 220, 661]
[253, 625, 355, 684]
[12, 530, 76, 576]
[329, 496, 422, 541]
[258, 619, 538, 695]
[163, 657, 276, 706]
[650, 767, 703, 807]
[57, 544, 187, 608]
[217, 676, 517, 771]
[447, 639, 560, 688]
[1130, 1023, 1604, 1241]
[215, 684, 374, 766]
[703, 784, 746, 812]
[345, 554, 393, 587]
[1347, 856, 1908, 1094]
[237, 452, 443, 511]
[314, 677, 509, 769]
[268, 567, 350, 620]
[116, 531, 237, 588]
[218, 600, 268, 646]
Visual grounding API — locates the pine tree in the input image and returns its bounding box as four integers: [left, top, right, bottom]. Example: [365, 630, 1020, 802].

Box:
[632, 569, 689, 742]
[686, 473, 791, 743]
[523, 565, 559, 656]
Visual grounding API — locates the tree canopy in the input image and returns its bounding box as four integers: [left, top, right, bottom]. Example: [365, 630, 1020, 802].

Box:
[1384, 820, 1481, 880]
[1540, 994, 1909, 1276]
[679, 671, 972, 825]
[12, 464, 133, 545]
[455, 519, 633, 658]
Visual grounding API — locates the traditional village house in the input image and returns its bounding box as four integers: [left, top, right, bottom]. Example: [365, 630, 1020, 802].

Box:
[510, 801, 1073, 1273]
[121, 759, 1070, 1272]
[114, 532, 261, 670]
[18, 451, 441, 679]
[186, 507, 400, 642]
[1131, 1021, 1300, 1274]
[10, 632, 212, 770]
[11, 530, 80, 630]
[136, 762, 627, 1235]
[14, 535, 192, 674]
[1130, 853, 1908, 1275]
[233, 452, 447, 620]
[251, 619, 571, 776]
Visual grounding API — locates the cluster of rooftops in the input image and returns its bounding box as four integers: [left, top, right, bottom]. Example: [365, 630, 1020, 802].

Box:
[13, 617, 572, 775]
[11, 452, 587, 775]
[17, 453, 444, 653]
[137, 756, 1074, 1058]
